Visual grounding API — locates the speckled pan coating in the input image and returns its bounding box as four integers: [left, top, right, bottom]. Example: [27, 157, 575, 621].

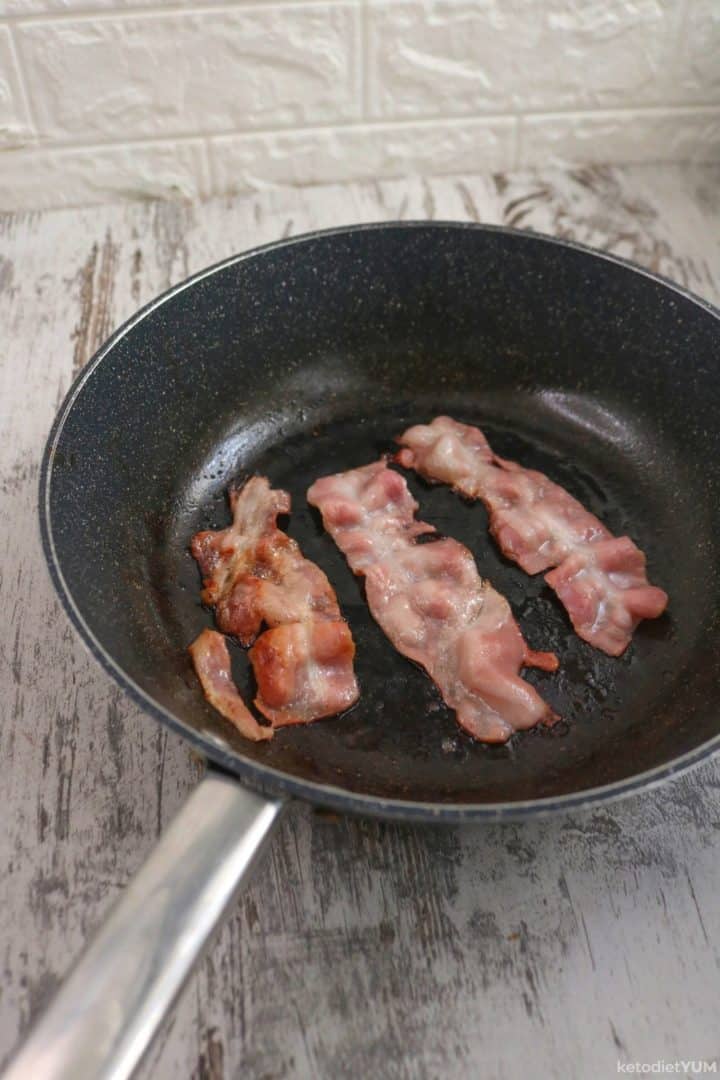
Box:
[40, 222, 720, 822]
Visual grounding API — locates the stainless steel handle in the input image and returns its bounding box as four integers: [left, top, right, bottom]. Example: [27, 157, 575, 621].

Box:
[3, 772, 285, 1080]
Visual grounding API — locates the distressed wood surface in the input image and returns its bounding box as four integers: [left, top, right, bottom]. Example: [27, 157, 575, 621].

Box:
[1, 164, 720, 1080]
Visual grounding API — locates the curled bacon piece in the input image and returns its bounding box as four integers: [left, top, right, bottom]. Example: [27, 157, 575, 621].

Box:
[308, 461, 557, 744]
[188, 628, 272, 742]
[190, 477, 359, 733]
[396, 416, 668, 656]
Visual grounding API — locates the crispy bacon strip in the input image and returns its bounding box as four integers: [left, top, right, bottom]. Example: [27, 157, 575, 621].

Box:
[396, 416, 668, 656]
[308, 460, 557, 744]
[190, 477, 359, 731]
[189, 629, 272, 741]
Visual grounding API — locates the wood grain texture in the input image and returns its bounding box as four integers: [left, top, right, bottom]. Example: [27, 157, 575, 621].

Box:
[1, 164, 719, 1080]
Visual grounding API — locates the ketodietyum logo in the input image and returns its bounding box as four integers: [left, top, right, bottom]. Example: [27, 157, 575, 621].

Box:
[617, 1064, 717, 1075]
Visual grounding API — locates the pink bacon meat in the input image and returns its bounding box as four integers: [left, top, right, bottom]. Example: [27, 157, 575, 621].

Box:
[396, 416, 668, 656]
[190, 476, 359, 733]
[307, 460, 557, 744]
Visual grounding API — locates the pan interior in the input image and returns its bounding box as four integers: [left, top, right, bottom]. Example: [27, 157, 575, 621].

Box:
[45, 224, 720, 809]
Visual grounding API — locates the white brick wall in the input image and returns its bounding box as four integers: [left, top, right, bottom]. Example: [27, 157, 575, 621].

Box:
[0, 0, 718, 210]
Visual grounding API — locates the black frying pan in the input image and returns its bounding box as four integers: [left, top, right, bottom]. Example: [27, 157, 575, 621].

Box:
[10, 223, 720, 1080]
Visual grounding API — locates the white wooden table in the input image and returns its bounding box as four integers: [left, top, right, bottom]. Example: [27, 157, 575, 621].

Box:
[2, 164, 719, 1080]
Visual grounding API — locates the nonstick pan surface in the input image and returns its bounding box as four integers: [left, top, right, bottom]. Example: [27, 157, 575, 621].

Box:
[41, 222, 720, 822]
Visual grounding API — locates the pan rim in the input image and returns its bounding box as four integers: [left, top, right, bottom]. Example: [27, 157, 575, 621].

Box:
[39, 219, 720, 823]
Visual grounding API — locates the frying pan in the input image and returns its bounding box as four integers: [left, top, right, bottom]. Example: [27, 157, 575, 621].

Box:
[8, 222, 720, 1080]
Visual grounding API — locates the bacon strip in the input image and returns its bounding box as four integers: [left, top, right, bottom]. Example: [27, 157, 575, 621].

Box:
[190, 477, 359, 731]
[396, 416, 668, 656]
[308, 461, 557, 744]
[189, 628, 272, 741]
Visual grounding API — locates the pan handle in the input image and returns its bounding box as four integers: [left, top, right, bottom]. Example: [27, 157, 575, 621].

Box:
[2, 770, 285, 1080]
